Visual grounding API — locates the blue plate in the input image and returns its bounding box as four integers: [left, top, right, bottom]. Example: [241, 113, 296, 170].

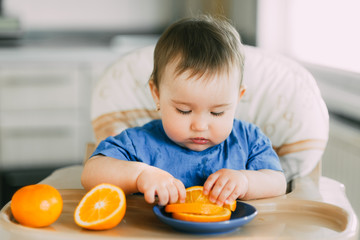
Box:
[153, 201, 257, 234]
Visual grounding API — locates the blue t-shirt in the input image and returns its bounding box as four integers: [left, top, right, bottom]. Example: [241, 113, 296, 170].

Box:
[91, 119, 282, 188]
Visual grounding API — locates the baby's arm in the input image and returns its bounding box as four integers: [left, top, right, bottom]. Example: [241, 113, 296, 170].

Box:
[203, 169, 286, 205]
[81, 155, 186, 205]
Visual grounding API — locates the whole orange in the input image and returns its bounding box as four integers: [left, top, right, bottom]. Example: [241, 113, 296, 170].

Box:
[11, 184, 63, 228]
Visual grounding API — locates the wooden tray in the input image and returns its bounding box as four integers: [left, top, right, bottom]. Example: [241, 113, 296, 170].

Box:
[0, 166, 358, 239]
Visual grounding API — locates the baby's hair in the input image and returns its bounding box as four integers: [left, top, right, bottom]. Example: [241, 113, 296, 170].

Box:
[150, 15, 245, 89]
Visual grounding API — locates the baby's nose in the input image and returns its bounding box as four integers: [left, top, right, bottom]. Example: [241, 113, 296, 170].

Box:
[191, 116, 209, 131]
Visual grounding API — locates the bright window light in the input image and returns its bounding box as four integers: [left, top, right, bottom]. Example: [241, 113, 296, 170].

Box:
[258, 0, 360, 73]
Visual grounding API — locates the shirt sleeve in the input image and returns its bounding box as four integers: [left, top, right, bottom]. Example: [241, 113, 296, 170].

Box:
[245, 124, 283, 171]
[90, 131, 138, 161]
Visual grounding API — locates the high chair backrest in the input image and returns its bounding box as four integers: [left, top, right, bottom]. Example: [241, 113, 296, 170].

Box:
[91, 45, 329, 182]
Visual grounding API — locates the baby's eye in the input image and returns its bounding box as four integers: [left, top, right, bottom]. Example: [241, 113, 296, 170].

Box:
[176, 108, 192, 115]
[211, 111, 224, 117]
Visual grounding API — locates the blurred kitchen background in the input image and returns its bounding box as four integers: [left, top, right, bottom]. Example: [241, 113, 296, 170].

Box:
[0, 0, 359, 220]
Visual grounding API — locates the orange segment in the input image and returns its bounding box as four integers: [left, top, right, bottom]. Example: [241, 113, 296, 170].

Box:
[184, 186, 211, 203]
[74, 183, 126, 230]
[165, 203, 223, 215]
[172, 208, 232, 222]
[226, 200, 237, 212]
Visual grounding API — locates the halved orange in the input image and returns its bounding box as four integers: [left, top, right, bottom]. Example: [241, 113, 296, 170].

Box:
[172, 208, 232, 222]
[74, 183, 126, 230]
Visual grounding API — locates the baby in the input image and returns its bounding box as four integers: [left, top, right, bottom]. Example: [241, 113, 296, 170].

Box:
[82, 15, 286, 206]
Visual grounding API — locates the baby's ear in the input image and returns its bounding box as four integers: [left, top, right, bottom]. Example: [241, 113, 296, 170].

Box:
[149, 79, 160, 103]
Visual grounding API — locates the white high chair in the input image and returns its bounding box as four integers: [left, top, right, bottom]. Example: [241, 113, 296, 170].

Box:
[0, 45, 358, 239]
[91, 45, 328, 182]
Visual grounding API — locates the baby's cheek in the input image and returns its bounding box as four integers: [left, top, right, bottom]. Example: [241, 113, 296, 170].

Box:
[162, 118, 187, 141]
[212, 120, 233, 143]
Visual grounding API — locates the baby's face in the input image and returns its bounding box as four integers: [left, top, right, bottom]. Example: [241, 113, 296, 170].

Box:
[152, 61, 243, 151]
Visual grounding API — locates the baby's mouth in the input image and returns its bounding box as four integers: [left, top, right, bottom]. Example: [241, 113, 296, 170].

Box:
[190, 138, 210, 144]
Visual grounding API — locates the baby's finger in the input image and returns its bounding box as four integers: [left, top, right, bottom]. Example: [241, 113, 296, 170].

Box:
[209, 177, 231, 205]
[174, 179, 186, 203]
[143, 187, 156, 204]
[216, 182, 236, 206]
[203, 172, 219, 195]
[156, 186, 169, 206]
[225, 187, 242, 205]
[167, 184, 179, 204]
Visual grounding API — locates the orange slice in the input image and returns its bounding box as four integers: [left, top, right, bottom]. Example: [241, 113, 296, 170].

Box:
[165, 186, 236, 223]
[184, 186, 237, 211]
[165, 203, 223, 214]
[172, 208, 232, 222]
[74, 183, 126, 230]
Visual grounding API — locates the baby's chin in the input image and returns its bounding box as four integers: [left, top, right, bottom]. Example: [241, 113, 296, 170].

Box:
[180, 143, 216, 152]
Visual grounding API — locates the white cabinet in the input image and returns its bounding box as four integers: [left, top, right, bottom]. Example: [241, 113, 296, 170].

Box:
[0, 49, 117, 169]
[0, 63, 83, 168]
[0, 65, 81, 110]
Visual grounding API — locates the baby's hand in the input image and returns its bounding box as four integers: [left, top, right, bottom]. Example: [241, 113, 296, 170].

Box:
[136, 166, 186, 206]
[203, 169, 248, 206]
